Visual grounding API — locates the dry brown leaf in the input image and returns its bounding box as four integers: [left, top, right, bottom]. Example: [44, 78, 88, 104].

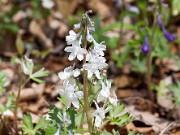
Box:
[124, 106, 171, 134]
[29, 20, 53, 48]
[30, 113, 40, 124]
[24, 97, 48, 113]
[57, 22, 68, 38]
[12, 10, 27, 23]
[48, 18, 61, 29]
[126, 122, 136, 132]
[88, 0, 110, 19]
[162, 58, 180, 72]
[15, 83, 45, 101]
[114, 75, 131, 88]
[136, 127, 153, 134]
[56, 0, 79, 17]
[117, 89, 133, 98]
[171, 131, 180, 135]
[157, 96, 174, 110]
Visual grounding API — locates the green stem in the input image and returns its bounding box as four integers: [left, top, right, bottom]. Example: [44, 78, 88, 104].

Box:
[80, 110, 85, 129]
[146, 13, 157, 102]
[83, 26, 92, 133]
[14, 72, 30, 135]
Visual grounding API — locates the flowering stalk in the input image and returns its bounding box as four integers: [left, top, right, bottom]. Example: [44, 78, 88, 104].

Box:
[82, 26, 92, 132]
[57, 10, 118, 134]
[146, 14, 157, 103]
[14, 70, 22, 135]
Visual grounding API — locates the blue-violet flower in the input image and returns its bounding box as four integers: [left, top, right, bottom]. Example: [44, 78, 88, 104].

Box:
[158, 16, 176, 42]
[141, 36, 149, 55]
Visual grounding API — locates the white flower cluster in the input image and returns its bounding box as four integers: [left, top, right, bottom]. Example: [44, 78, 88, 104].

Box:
[58, 66, 83, 109]
[58, 12, 117, 128]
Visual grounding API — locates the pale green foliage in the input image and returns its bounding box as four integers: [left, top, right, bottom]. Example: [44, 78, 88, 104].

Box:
[0, 71, 7, 93]
[16, 36, 24, 56]
[107, 103, 132, 127]
[17, 56, 49, 83]
[128, 131, 141, 135]
[172, 0, 180, 16]
[30, 68, 49, 83]
[101, 129, 120, 135]
[168, 82, 180, 106]
[0, 93, 15, 114]
[0, 71, 15, 114]
[22, 113, 46, 135]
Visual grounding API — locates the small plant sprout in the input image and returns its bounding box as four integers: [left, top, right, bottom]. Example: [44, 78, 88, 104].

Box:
[15, 56, 48, 134]
[55, 10, 132, 134]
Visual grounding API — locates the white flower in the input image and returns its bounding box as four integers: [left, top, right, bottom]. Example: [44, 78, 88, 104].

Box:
[58, 66, 80, 80]
[92, 38, 106, 56]
[109, 91, 118, 106]
[93, 101, 109, 127]
[86, 28, 93, 42]
[74, 23, 81, 29]
[65, 36, 87, 61]
[42, 0, 54, 9]
[83, 51, 107, 79]
[16, 56, 34, 75]
[66, 30, 79, 45]
[97, 80, 117, 106]
[97, 80, 111, 102]
[59, 84, 83, 109]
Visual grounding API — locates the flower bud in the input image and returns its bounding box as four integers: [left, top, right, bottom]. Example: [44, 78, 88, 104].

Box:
[141, 35, 149, 55]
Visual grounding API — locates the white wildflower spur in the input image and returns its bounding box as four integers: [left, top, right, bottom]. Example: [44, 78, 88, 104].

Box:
[97, 80, 117, 106]
[58, 66, 80, 80]
[93, 101, 109, 127]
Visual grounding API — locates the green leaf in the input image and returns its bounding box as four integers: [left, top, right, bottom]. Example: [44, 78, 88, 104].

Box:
[168, 82, 180, 106]
[48, 105, 60, 123]
[34, 117, 46, 131]
[112, 113, 132, 126]
[112, 129, 120, 135]
[172, 0, 180, 16]
[68, 108, 76, 130]
[0, 71, 7, 93]
[45, 126, 57, 135]
[30, 68, 49, 83]
[101, 130, 113, 135]
[109, 103, 125, 118]
[5, 93, 15, 109]
[74, 129, 88, 134]
[22, 114, 35, 135]
[16, 36, 24, 56]
[75, 110, 83, 127]
[106, 37, 119, 49]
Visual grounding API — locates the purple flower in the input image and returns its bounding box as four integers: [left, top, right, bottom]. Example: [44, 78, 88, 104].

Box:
[162, 26, 176, 42]
[158, 16, 176, 42]
[141, 36, 149, 55]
